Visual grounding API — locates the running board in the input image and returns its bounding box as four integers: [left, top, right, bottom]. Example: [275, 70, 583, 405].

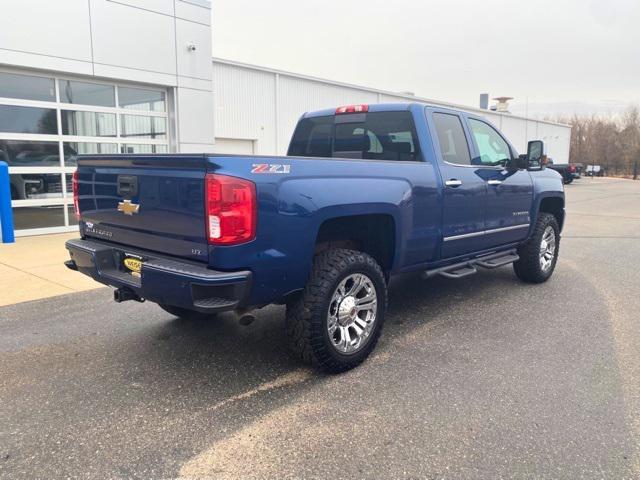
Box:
[423, 250, 519, 280]
[439, 265, 477, 279]
[476, 253, 520, 269]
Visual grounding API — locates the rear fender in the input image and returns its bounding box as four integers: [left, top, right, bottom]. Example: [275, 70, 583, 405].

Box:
[277, 177, 409, 271]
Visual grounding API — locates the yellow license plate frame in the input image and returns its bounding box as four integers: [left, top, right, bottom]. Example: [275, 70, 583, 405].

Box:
[123, 255, 143, 276]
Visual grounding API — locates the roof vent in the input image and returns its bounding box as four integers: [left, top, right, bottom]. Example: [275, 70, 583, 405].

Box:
[492, 96, 513, 113]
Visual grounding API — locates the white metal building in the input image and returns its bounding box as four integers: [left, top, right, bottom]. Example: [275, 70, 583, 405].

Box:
[1, 0, 214, 235]
[211, 57, 572, 161]
[0, 0, 571, 237]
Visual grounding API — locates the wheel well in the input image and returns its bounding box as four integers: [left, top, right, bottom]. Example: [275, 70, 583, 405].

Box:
[315, 214, 396, 276]
[539, 197, 565, 230]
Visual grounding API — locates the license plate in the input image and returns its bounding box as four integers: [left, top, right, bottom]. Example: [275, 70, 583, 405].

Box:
[123, 255, 143, 277]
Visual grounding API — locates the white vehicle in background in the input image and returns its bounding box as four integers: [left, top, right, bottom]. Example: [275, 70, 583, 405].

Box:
[586, 165, 604, 177]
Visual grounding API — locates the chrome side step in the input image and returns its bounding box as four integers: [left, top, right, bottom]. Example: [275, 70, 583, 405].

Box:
[423, 250, 519, 280]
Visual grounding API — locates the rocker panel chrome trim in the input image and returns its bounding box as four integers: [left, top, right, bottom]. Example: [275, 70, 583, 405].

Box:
[444, 223, 530, 242]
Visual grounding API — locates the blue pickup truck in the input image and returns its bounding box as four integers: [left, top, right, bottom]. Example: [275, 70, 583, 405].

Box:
[65, 103, 564, 372]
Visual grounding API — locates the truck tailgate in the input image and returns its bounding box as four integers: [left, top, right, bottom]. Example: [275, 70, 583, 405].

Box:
[76, 155, 209, 262]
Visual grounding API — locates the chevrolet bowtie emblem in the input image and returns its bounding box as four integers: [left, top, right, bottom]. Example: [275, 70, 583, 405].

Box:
[117, 199, 140, 215]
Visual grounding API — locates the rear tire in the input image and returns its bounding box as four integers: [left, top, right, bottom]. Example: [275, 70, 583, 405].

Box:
[158, 304, 213, 321]
[286, 249, 387, 373]
[513, 212, 560, 283]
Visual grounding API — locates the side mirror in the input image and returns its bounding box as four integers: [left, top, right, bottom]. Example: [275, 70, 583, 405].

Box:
[526, 140, 544, 168]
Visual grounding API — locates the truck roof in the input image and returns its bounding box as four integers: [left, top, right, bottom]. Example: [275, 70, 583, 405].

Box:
[302, 102, 465, 119]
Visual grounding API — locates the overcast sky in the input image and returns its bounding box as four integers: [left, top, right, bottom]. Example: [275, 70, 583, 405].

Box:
[212, 0, 639, 119]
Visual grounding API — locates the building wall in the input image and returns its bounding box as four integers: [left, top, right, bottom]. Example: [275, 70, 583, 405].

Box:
[212, 58, 572, 162]
[0, 0, 215, 152]
[0, 0, 214, 235]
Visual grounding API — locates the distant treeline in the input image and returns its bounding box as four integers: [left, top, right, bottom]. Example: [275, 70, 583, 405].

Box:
[552, 106, 640, 177]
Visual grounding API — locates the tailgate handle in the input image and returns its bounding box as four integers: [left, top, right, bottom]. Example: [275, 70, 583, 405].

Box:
[117, 175, 138, 197]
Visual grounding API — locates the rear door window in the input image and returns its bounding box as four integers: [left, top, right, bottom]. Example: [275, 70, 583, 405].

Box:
[432, 113, 471, 166]
[288, 111, 421, 161]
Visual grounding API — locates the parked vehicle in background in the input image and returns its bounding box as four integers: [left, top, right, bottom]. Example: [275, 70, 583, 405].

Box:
[572, 163, 584, 177]
[65, 103, 565, 373]
[546, 158, 579, 184]
[586, 165, 605, 177]
[3, 143, 78, 199]
[9, 173, 69, 200]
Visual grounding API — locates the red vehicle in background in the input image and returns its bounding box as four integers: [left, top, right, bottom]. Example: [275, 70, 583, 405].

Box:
[545, 158, 581, 184]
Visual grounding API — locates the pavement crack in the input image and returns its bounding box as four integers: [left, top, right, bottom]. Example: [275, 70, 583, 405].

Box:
[207, 369, 312, 412]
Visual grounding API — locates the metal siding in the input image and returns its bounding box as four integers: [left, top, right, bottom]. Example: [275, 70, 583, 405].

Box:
[537, 121, 571, 163]
[212, 60, 572, 162]
[479, 111, 504, 129]
[380, 94, 413, 103]
[213, 138, 255, 154]
[277, 76, 378, 154]
[527, 120, 539, 145]
[499, 115, 528, 154]
[213, 63, 276, 154]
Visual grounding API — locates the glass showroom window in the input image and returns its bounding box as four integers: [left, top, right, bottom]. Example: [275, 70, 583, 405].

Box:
[0, 69, 169, 235]
[119, 87, 166, 112]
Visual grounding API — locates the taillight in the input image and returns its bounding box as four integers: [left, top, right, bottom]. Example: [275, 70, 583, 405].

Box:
[336, 104, 369, 114]
[205, 173, 256, 245]
[72, 171, 81, 220]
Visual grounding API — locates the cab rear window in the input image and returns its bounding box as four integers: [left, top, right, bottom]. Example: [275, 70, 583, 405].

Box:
[288, 111, 421, 161]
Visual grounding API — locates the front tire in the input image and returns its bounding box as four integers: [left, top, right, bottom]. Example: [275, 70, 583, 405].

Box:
[513, 212, 560, 283]
[286, 249, 388, 373]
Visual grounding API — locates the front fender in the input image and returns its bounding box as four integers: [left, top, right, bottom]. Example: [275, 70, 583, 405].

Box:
[530, 168, 565, 234]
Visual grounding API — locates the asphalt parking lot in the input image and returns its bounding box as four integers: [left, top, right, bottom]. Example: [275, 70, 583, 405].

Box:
[1, 177, 639, 479]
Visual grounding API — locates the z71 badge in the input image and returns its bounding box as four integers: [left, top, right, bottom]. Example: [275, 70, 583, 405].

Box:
[251, 163, 291, 174]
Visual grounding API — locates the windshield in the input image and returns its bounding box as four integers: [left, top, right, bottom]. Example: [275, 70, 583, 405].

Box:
[288, 111, 421, 161]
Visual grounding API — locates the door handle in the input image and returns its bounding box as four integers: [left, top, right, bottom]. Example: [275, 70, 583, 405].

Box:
[445, 179, 463, 187]
[487, 179, 503, 185]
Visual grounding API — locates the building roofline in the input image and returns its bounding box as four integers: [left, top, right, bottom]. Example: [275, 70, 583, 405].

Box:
[211, 56, 571, 129]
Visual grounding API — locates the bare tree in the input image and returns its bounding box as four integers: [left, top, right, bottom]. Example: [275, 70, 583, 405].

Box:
[553, 105, 640, 178]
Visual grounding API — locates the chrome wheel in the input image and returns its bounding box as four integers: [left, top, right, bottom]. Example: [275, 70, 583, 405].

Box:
[539, 226, 556, 272]
[327, 273, 378, 355]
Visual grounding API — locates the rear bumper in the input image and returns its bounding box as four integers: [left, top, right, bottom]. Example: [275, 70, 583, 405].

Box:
[65, 238, 251, 313]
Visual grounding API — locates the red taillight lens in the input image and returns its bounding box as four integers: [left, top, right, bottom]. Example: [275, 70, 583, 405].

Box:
[336, 104, 369, 114]
[205, 173, 256, 245]
[72, 171, 81, 220]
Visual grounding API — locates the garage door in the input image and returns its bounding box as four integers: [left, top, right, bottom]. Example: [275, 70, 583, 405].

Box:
[1, 68, 169, 236]
[213, 138, 255, 155]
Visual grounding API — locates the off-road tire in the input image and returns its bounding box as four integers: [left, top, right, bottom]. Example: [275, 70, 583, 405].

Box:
[513, 212, 560, 283]
[286, 249, 388, 373]
[158, 304, 213, 321]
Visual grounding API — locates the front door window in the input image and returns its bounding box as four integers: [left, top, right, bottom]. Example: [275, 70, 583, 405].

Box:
[468, 118, 511, 167]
